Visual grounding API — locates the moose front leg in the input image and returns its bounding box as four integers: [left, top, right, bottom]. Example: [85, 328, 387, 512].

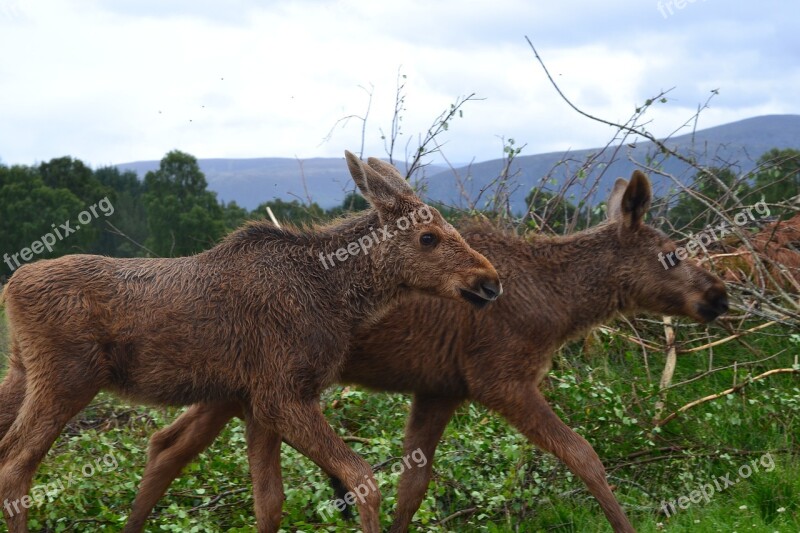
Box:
[389, 395, 461, 533]
[0, 351, 26, 440]
[274, 398, 382, 533]
[477, 384, 636, 533]
[244, 412, 287, 531]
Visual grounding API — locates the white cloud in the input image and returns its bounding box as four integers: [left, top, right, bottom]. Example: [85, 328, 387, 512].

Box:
[0, 0, 797, 167]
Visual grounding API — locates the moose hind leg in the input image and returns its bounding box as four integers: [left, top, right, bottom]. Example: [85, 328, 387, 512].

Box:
[124, 402, 241, 533]
[389, 395, 461, 533]
[484, 385, 635, 533]
[0, 361, 100, 531]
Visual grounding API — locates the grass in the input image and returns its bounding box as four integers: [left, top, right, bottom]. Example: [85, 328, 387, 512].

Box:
[0, 314, 797, 532]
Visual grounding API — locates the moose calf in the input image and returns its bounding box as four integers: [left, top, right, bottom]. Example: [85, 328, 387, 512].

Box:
[0, 152, 502, 533]
[124, 169, 728, 533]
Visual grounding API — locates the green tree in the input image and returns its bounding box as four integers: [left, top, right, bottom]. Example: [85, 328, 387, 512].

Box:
[325, 192, 369, 218]
[93, 166, 148, 257]
[37, 156, 116, 252]
[0, 165, 88, 276]
[753, 148, 800, 216]
[524, 188, 580, 232]
[143, 151, 225, 257]
[669, 167, 750, 232]
[253, 198, 325, 226]
[339, 191, 369, 213]
[222, 201, 249, 231]
[39, 156, 113, 207]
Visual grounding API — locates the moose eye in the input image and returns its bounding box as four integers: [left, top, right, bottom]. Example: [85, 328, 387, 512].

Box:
[419, 232, 438, 247]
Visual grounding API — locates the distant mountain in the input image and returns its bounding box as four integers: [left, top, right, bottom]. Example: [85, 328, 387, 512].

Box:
[117, 157, 358, 210]
[117, 115, 800, 213]
[116, 157, 450, 211]
[423, 115, 800, 213]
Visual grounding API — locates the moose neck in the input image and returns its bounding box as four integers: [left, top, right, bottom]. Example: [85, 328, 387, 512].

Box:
[204, 209, 406, 328]
[313, 209, 407, 322]
[523, 223, 625, 344]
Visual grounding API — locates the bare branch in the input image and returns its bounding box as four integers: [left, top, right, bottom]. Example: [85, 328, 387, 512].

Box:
[655, 367, 800, 427]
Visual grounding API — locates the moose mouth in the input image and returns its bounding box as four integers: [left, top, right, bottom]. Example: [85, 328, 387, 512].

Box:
[459, 288, 491, 308]
[459, 285, 501, 309]
[696, 297, 730, 323]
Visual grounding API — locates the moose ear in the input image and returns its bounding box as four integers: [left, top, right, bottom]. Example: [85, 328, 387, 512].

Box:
[619, 170, 652, 229]
[345, 150, 401, 211]
[606, 178, 628, 221]
[365, 157, 415, 196]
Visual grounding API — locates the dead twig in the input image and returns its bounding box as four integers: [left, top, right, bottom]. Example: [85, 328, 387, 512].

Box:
[655, 367, 800, 427]
[652, 316, 677, 425]
[188, 487, 249, 513]
[341, 435, 370, 444]
[105, 220, 158, 257]
[438, 507, 477, 525]
[676, 320, 777, 353]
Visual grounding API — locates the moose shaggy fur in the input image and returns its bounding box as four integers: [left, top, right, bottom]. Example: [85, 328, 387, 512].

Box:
[121, 170, 729, 533]
[0, 152, 501, 533]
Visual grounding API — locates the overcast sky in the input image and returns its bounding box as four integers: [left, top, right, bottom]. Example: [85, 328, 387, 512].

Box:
[0, 0, 797, 168]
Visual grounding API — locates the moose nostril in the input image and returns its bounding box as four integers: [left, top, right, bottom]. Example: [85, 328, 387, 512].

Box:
[480, 280, 502, 300]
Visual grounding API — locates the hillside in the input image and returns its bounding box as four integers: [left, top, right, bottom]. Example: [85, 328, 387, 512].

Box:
[117, 114, 800, 213]
[424, 114, 800, 213]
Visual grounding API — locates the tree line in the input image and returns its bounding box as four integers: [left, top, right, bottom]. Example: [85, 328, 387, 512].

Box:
[524, 148, 799, 233]
[0, 150, 371, 277]
[1, 147, 797, 277]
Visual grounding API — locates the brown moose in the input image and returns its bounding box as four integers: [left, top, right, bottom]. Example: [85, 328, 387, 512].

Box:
[0, 152, 502, 533]
[120, 169, 728, 533]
